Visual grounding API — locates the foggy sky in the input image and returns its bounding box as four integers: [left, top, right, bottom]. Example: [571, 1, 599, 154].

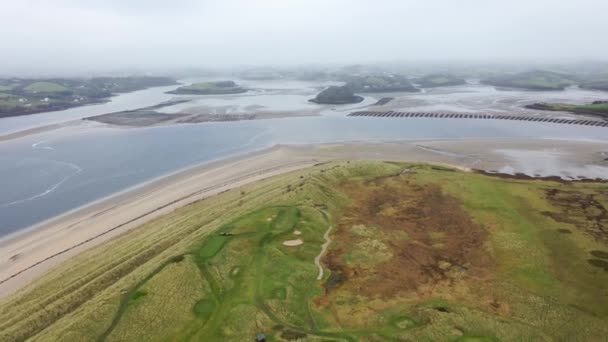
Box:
[2, 0, 607, 75]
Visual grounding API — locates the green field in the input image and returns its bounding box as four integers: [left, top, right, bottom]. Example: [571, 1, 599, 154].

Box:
[579, 76, 608, 91]
[549, 102, 608, 114]
[482, 70, 575, 91]
[1, 162, 607, 341]
[0, 93, 26, 111]
[526, 101, 608, 118]
[0, 76, 176, 118]
[167, 81, 247, 95]
[24, 81, 71, 93]
[0, 84, 16, 91]
[344, 75, 420, 93]
[414, 74, 467, 88]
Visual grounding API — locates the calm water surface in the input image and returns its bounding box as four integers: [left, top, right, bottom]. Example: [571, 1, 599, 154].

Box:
[1, 80, 607, 236]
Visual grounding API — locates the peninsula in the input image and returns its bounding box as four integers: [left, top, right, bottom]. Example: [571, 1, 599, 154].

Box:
[481, 70, 575, 91]
[0, 76, 177, 118]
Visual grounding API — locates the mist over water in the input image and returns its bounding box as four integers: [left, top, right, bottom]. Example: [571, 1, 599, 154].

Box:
[1, 0, 608, 76]
[1, 79, 607, 235]
[1, 1, 608, 235]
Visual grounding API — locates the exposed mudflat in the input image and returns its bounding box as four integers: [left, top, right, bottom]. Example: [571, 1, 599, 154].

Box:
[85, 108, 319, 127]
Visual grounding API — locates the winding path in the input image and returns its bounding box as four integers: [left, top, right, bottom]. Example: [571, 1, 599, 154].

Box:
[315, 225, 333, 280]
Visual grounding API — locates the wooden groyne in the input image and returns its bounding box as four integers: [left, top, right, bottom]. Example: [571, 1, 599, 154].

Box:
[347, 111, 608, 127]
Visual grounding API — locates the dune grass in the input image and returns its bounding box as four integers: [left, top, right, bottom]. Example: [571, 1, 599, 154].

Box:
[532, 102, 608, 117]
[1, 162, 607, 341]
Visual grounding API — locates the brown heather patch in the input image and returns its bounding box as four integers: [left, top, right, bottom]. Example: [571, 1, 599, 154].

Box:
[319, 175, 492, 302]
[542, 188, 608, 244]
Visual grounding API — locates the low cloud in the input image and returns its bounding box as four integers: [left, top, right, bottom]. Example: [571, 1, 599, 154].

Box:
[2, 0, 607, 75]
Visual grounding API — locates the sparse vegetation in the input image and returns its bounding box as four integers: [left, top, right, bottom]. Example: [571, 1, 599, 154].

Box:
[1, 162, 607, 341]
[579, 75, 608, 91]
[166, 80, 247, 95]
[0, 76, 177, 118]
[526, 100, 608, 119]
[481, 70, 576, 90]
[344, 75, 419, 93]
[414, 74, 467, 88]
[309, 85, 364, 104]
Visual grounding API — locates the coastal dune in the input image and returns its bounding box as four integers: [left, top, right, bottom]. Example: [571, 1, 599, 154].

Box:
[1, 138, 607, 298]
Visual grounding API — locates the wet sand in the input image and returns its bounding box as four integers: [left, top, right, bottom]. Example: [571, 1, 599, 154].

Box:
[1, 138, 607, 298]
[85, 108, 321, 127]
[0, 122, 77, 142]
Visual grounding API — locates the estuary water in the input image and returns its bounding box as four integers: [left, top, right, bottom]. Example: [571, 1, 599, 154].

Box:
[1, 80, 607, 236]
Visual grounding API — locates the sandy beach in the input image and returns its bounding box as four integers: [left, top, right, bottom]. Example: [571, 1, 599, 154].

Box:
[1, 138, 607, 298]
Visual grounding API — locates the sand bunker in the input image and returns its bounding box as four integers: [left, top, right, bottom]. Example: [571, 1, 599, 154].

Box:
[283, 239, 303, 246]
[293, 230, 302, 235]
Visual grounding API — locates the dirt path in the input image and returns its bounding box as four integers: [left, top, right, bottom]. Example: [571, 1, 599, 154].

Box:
[315, 226, 333, 280]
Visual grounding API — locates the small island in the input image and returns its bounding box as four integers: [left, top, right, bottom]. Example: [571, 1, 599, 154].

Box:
[481, 70, 575, 91]
[0, 76, 177, 118]
[526, 100, 608, 119]
[414, 74, 466, 88]
[344, 75, 419, 93]
[308, 85, 364, 104]
[166, 81, 247, 95]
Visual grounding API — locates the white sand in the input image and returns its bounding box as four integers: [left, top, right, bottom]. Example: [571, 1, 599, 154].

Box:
[282, 239, 304, 247]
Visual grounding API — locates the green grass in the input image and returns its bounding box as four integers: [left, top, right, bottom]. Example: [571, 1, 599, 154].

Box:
[1, 162, 607, 341]
[580, 78, 608, 91]
[482, 70, 575, 90]
[24, 81, 70, 93]
[512, 78, 567, 90]
[170, 81, 246, 94]
[430, 76, 450, 84]
[0, 93, 26, 110]
[0, 92, 17, 100]
[414, 74, 466, 88]
[530, 102, 608, 117]
[0, 85, 16, 91]
[183, 83, 216, 90]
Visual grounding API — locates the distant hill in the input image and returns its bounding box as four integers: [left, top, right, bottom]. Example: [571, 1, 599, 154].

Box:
[413, 74, 466, 88]
[481, 70, 575, 91]
[579, 78, 608, 91]
[344, 75, 419, 93]
[309, 86, 364, 104]
[166, 81, 247, 95]
[0, 76, 176, 118]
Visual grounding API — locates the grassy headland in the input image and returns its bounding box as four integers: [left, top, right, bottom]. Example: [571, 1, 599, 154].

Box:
[526, 101, 608, 119]
[166, 81, 247, 95]
[309, 86, 364, 105]
[0, 77, 177, 118]
[344, 75, 419, 93]
[1, 162, 607, 341]
[579, 78, 608, 91]
[481, 70, 575, 91]
[414, 74, 467, 88]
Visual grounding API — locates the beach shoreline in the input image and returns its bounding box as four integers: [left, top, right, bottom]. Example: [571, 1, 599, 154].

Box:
[1, 138, 607, 298]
